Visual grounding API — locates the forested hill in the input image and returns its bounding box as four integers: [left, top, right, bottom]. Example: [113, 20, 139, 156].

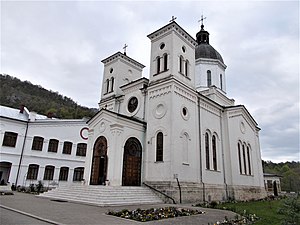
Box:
[0, 74, 98, 119]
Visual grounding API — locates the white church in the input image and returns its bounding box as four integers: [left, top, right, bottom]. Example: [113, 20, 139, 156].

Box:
[83, 20, 267, 202]
[1, 19, 267, 203]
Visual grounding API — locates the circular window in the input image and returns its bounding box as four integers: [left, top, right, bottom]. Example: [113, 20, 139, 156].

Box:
[181, 106, 190, 120]
[128, 97, 138, 113]
[110, 68, 113, 73]
[182, 107, 187, 116]
[160, 43, 165, 50]
[182, 46, 186, 53]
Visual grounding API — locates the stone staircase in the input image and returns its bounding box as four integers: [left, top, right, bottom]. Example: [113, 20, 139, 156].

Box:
[37, 185, 163, 206]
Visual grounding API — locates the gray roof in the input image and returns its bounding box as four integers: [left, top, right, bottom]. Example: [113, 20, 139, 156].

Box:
[195, 43, 224, 63]
[0, 105, 47, 121]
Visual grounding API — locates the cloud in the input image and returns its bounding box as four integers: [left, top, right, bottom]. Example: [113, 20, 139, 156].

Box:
[1, 1, 299, 162]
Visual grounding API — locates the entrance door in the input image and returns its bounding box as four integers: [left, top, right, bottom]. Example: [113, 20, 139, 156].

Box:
[122, 137, 142, 186]
[90, 136, 108, 185]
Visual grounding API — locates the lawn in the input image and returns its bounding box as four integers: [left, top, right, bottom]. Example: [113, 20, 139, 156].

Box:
[214, 196, 300, 225]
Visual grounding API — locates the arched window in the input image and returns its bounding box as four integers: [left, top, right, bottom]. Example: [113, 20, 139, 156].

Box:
[185, 60, 189, 76]
[48, 139, 59, 153]
[62, 141, 73, 155]
[247, 146, 252, 175]
[242, 144, 247, 174]
[110, 77, 114, 92]
[156, 56, 161, 74]
[73, 167, 84, 181]
[163, 54, 168, 71]
[238, 143, 242, 174]
[205, 132, 210, 170]
[207, 70, 212, 87]
[43, 165, 55, 180]
[179, 56, 183, 73]
[156, 132, 163, 162]
[220, 74, 223, 90]
[59, 167, 69, 181]
[32, 136, 44, 151]
[27, 164, 39, 180]
[106, 79, 110, 93]
[212, 135, 217, 171]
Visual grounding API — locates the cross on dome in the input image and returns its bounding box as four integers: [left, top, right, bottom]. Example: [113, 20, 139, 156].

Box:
[198, 14, 207, 30]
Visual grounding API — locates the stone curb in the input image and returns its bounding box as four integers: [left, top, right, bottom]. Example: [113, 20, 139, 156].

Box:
[0, 204, 64, 225]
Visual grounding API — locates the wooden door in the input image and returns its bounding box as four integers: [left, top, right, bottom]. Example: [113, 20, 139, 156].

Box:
[90, 136, 108, 185]
[122, 137, 142, 186]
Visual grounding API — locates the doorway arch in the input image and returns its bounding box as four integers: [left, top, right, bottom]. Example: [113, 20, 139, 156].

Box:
[90, 136, 108, 185]
[122, 137, 142, 186]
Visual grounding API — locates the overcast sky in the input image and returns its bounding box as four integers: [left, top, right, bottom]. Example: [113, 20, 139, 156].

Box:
[1, 1, 299, 163]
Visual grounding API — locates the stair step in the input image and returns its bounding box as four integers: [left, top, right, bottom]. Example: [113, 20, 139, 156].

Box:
[37, 185, 162, 206]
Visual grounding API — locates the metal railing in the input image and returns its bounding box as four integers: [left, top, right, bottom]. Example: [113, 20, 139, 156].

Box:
[143, 182, 176, 204]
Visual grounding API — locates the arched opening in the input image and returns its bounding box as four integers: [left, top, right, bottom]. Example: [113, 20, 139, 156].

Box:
[90, 136, 108, 185]
[122, 137, 142, 186]
[0, 162, 12, 185]
[207, 70, 212, 87]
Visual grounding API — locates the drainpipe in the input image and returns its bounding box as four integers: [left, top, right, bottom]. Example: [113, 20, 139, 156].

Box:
[197, 96, 205, 202]
[220, 110, 228, 200]
[15, 119, 29, 186]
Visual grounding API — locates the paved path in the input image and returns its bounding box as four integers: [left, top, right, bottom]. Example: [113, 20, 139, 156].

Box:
[0, 192, 236, 225]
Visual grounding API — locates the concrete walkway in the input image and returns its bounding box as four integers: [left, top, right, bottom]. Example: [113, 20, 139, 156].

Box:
[0, 192, 237, 225]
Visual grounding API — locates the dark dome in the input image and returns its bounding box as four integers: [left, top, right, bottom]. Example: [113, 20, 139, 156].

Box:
[195, 44, 224, 63]
[195, 24, 224, 64]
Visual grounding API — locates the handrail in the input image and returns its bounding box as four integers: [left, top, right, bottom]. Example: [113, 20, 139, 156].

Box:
[143, 182, 176, 204]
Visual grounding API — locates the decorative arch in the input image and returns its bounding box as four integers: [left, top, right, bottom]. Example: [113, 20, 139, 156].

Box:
[90, 136, 108, 185]
[122, 137, 142, 186]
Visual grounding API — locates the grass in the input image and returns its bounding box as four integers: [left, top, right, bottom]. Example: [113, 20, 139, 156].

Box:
[216, 198, 290, 225]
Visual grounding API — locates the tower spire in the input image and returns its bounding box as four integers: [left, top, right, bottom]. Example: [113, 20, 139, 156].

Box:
[196, 15, 209, 44]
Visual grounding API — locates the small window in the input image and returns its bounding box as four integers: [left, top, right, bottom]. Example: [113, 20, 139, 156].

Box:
[205, 132, 210, 170]
[73, 167, 84, 181]
[220, 74, 223, 90]
[48, 139, 59, 153]
[106, 79, 110, 93]
[185, 60, 189, 76]
[163, 53, 168, 71]
[110, 77, 114, 92]
[27, 164, 39, 180]
[76, 143, 87, 156]
[247, 146, 252, 175]
[156, 56, 161, 74]
[110, 68, 113, 73]
[160, 43, 165, 50]
[212, 135, 217, 171]
[238, 142, 242, 174]
[207, 70, 212, 87]
[2, 132, 18, 147]
[156, 132, 163, 162]
[43, 165, 55, 180]
[32, 136, 44, 151]
[182, 46, 186, 53]
[59, 167, 69, 181]
[63, 141, 73, 154]
[179, 56, 183, 74]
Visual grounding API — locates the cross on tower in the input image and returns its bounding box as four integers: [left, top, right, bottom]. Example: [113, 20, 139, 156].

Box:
[169, 16, 177, 23]
[198, 14, 207, 26]
[123, 44, 128, 55]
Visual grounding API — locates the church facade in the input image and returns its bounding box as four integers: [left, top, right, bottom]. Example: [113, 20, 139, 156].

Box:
[84, 21, 267, 202]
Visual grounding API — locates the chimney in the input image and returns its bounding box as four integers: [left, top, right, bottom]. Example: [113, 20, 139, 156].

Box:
[19, 104, 25, 114]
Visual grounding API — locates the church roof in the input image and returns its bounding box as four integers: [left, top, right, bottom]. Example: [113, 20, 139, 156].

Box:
[101, 52, 145, 69]
[195, 24, 224, 63]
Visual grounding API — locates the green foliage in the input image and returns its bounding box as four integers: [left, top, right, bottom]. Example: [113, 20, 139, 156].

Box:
[277, 196, 300, 225]
[263, 160, 300, 193]
[0, 74, 97, 119]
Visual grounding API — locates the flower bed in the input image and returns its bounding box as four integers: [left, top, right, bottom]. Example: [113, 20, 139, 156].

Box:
[107, 206, 204, 222]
